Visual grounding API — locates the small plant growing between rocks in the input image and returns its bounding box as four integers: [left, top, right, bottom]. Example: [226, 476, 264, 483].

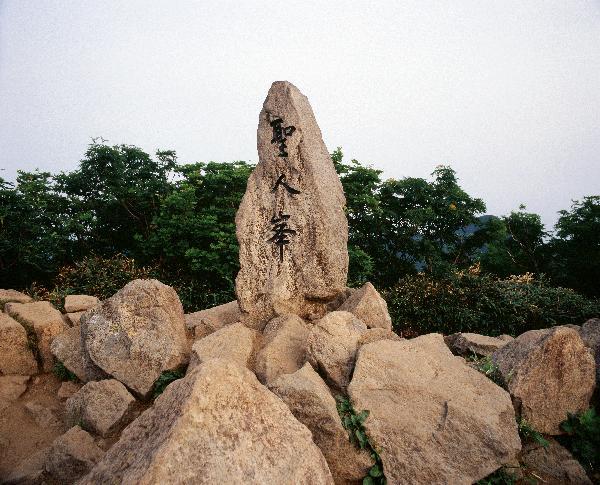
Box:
[336, 396, 386, 485]
[52, 360, 78, 382]
[476, 466, 518, 484]
[467, 353, 504, 387]
[518, 418, 549, 448]
[559, 407, 600, 479]
[152, 368, 186, 399]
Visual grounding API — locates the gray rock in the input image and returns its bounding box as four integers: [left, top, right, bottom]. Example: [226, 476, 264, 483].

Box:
[235, 81, 348, 327]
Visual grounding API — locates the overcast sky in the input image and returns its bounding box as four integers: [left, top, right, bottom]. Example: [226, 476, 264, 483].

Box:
[1, 1, 599, 229]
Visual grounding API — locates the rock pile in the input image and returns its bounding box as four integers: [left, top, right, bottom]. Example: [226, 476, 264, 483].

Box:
[0, 83, 597, 484]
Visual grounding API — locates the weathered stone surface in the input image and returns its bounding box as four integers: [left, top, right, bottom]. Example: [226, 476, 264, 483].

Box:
[3, 448, 49, 484]
[0, 289, 32, 307]
[520, 439, 592, 485]
[338, 282, 392, 330]
[81, 279, 189, 398]
[269, 362, 372, 483]
[445, 332, 512, 357]
[235, 81, 348, 327]
[57, 381, 81, 401]
[580, 318, 600, 386]
[66, 379, 137, 437]
[24, 401, 62, 429]
[189, 321, 262, 372]
[81, 358, 334, 484]
[50, 325, 87, 382]
[44, 426, 105, 482]
[255, 314, 310, 384]
[358, 327, 403, 346]
[492, 326, 596, 434]
[65, 311, 85, 327]
[0, 313, 38, 375]
[64, 294, 100, 313]
[306, 311, 367, 390]
[5, 301, 68, 372]
[348, 335, 521, 484]
[185, 300, 241, 338]
[0, 375, 29, 409]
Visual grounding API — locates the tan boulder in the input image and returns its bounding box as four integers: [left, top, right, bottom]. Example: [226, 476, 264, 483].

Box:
[358, 327, 403, 346]
[492, 326, 596, 434]
[269, 362, 372, 483]
[0, 313, 38, 375]
[185, 300, 241, 338]
[57, 381, 82, 401]
[0, 375, 29, 411]
[66, 379, 137, 437]
[24, 401, 62, 429]
[235, 81, 348, 327]
[65, 311, 85, 326]
[189, 321, 262, 372]
[81, 358, 334, 484]
[5, 301, 68, 372]
[348, 335, 521, 484]
[50, 325, 87, 382]
[580, 318, 600, 387]
[44, 426, 105, 482]
[255, 314, 310, 384]
[0, 289, 32, 308]
[445, 332, 512, 357]
[80, 279, 189, 398]
[306, 311, 367, 390]
[64, 294, 99, 313]
[520, 439, 592, 484]
[3, 448, 49, 484]
[338, 282, 392, 330]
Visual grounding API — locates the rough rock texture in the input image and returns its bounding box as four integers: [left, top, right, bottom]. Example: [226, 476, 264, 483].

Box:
[57, 381, 81, 401]
[44, 426, 105, 482]
[3, 448, 49, 484]
[81, 358, 334, 484]
[306, 311, 367, 390]
[492, 326, 596, 434]
[235, 81, 348, 327]
[348, 335, 521, 484]
[50, 325, 87, 382]
[269, 363, 372, 483]
[0, 289, 32, 307]
[24, 401, 62, 429]
[445, 332, 512, 357]
[65, 311, 85, 327]
[255, 314, 310, 384]
[64, 295, 100, 313]
[185, 300, 241, 338]
[5, 301, 68, 372]
[81, 279, 189, 398]
[0, 375, 29, 410]
[189, 322, 262, 372]
[580, 318, 600, 387]
[338, 282, 392, 330]
[520, 440, 592, 485]
[0, 313, 38, 375]
[358, 327, 403, 346]
[66, 379, 137, 437]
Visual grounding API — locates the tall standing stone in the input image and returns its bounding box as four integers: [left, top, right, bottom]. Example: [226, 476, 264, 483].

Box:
[236, 81, 348, 327]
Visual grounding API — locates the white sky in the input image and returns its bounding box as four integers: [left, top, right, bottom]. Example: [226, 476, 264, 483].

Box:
[1, 1, 599, 229]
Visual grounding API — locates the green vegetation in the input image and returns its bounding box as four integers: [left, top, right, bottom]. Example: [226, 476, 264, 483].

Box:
[518, 419, 549, 449]
[336, 396, 386, 485]
[559, 407, 600, 478]
[468, 354, 503, 387]
[1, 142, 598, 333]
[152, 368, 186, 399]
[53, 361, 78, 382]
[476, 467, 518, 485]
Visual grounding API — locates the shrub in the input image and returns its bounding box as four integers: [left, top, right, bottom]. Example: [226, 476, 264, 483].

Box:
[383, 268, 600, 336]
[53, 361, 78, 382]
[559, 407, 600, 479]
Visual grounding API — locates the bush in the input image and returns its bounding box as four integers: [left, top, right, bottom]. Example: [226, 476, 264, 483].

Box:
[383, 266, 600, 336]
[559, 407, 600, 479]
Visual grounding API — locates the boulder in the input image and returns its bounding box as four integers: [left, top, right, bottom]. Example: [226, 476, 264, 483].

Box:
[0, 289, 32, 308]
[50, 325, 87, 382]
[0, 313, 38, 375]
[269, 362, 372, 483]
[338, 282, 392, 330]
[254, 314, 310, 384]
[185, 300, 241, 338]
[348, 335, 521, 484]
[44, 426, 105, 482]
[306, 311, 367, 390]
[64, 294, 100, 313]
[358, 327, 403, 346]
[580, 318, 600, 386]
[66, 379, 137, 437]
[445, 332, 512, 357]
[65, 311, 85, 327]
[24, 401, 62, 429]
[80, 279, 189, 399]
[235, 81, 348, 327]
[3, 448, 49, 484]
[0, 375, 29, 411]
[57, 381, 82, 401]
[189, 321, 262, 372]
[5, 301, 68, 372]
[80, 358, 334, 484]
[492, 326, 596, 434]
[520, 439, 592, 484]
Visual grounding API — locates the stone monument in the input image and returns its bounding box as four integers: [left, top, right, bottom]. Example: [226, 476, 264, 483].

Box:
[235, 81, 348, 327]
